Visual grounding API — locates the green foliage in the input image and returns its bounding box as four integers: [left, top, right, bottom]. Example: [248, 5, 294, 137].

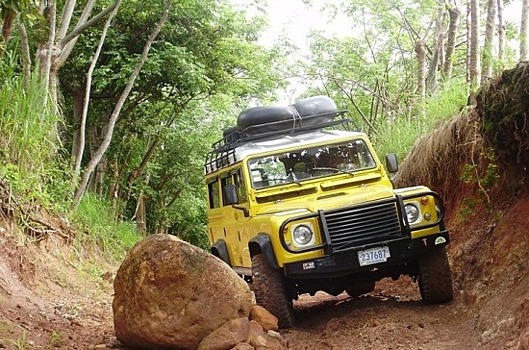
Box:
[0, 54, 73, 212]
[457, 197, 477, 220]
[0, 56, 58, 169]
[373, 116, 426, 161]
[55, 0, 283, 248]
[372, 79, 467, 160]
[461, 151, 499, 190]
[165, 190, 208, 249]
[71, 194, 141, 259]
[423, 79, 468, 122]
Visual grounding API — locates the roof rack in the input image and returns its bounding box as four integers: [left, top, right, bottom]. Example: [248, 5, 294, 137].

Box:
[204, 111, 359, 174]
[212, 111, 354, 154]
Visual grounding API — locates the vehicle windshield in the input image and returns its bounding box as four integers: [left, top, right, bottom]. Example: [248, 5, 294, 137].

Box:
[247, 139, 376, 189]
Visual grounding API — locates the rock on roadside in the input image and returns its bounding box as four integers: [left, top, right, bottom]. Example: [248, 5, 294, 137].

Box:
[112, 234, 253, 350]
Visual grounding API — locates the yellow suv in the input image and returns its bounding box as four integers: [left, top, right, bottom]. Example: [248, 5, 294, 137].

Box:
[204, 96, 453, 328]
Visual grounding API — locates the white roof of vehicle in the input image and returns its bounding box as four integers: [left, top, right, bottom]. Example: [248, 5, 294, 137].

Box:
[204, 129, 366, 174]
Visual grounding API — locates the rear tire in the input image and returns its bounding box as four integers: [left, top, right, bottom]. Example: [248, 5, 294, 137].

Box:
[417, 247, 454, 304]
[345, 281, 376, 298]
[251, 254, 294, 328]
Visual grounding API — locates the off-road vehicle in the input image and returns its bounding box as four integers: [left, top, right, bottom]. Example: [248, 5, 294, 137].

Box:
[204, 96, 453, 328]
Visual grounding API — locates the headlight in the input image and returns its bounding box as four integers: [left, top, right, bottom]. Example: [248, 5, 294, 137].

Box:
[292, 224, 314, 246]
[405, 203, 421, 224]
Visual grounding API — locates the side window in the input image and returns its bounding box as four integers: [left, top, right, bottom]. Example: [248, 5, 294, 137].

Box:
[207, 180, 220, 209]
[233, 169, 247, 204]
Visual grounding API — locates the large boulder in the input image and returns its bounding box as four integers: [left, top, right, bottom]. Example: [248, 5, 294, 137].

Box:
[112, 234, 253, 349]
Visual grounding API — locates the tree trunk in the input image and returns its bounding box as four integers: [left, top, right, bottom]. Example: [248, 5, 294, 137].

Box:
[107, 157, 121, 220]
[469, 0, 481, 89]
[521, 0, 529, 61]
[443, 4, 460, 80]
[135, 195, 147, 234]
[482, 0, 496, 82]
[1, 8, 16, 44]
[16, 21, 32, 87]
[497, 0, 505, 62]
[133, 173, 150, 234]
[427, 6, 446, 92]
[90, 158, 107, 196]
[415, 40, 426, 99]
[74, 0, 121, 178]
[72, 1, 172, 208]
[38, 0, 57, 105]
[415, 40, 426, 118]
[71, 89, 85, 169]
[35, 0, 117, 122]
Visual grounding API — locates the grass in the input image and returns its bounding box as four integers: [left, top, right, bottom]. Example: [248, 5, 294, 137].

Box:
[1, 56, 139, 270]
[71, 193, 142, 261]
[0, 327, 28, 350]
[372, 79, 468, 161]
[0, 54, 73, 214]
[48, 330, 66, 347]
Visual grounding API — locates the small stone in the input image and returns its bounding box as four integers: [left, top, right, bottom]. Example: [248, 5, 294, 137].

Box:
[249, 305, 279, 331]
[231, 343, 254, 350]
[245, 320, 264, 344]
[198, 318, 250, 350]
[250, 333, 285, 350]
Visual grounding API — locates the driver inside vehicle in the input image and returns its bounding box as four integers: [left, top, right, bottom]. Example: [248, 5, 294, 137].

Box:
[318, 149, 358, 171]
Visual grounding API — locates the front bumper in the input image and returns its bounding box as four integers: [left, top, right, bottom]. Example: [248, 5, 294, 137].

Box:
[283, 230, 449, 279]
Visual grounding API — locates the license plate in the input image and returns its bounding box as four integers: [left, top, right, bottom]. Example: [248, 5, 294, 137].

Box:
[357, 246, 390, 266]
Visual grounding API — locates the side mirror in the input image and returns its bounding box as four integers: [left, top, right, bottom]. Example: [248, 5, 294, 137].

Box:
[223, 184, 239, 205]
[385, 153, 399, 173]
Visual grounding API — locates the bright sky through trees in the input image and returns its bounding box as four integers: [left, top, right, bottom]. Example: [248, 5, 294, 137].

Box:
[231, 0, 523, 103]
[232, 0, 522, 49]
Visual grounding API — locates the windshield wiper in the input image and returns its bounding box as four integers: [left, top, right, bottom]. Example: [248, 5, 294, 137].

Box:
[286, 173, 303, 186]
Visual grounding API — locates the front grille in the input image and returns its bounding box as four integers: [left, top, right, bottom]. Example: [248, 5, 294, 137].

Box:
[322, 199, 403, 253]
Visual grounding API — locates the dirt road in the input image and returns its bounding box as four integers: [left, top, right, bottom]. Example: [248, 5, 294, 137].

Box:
[283, 278, 479, 350]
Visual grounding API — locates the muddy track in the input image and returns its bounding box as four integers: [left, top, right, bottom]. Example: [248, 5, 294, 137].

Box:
[283, 282, 479, 350]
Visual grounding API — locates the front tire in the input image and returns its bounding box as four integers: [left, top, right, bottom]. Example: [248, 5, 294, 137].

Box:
[417, 247, 454, 304]
[251, 254, 294, 328]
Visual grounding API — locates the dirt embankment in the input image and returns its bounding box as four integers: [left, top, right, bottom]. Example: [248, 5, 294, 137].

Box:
[0, 64, 529, 349]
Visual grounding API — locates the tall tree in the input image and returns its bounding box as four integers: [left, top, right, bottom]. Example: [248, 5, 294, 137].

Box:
[72, 0, 171, 207]
[426, 5, 446, 92]
[57, 0, 282, 230]
[415, 40, 426, 100]
[482, 0, 496, 81]
[521, 0, 529, 60]
[443, 2, 460, 80]
[497, 0, 505, 62]
[36, 0, 119, 107]
[73, 0, 121, 178]
[468, 0, 481, 89]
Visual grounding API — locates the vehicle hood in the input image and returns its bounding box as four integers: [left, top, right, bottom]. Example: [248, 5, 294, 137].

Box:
[255, 182, 395, 217]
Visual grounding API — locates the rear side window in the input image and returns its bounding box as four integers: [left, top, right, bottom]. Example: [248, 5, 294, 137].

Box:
[207, 180, 220, 209]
